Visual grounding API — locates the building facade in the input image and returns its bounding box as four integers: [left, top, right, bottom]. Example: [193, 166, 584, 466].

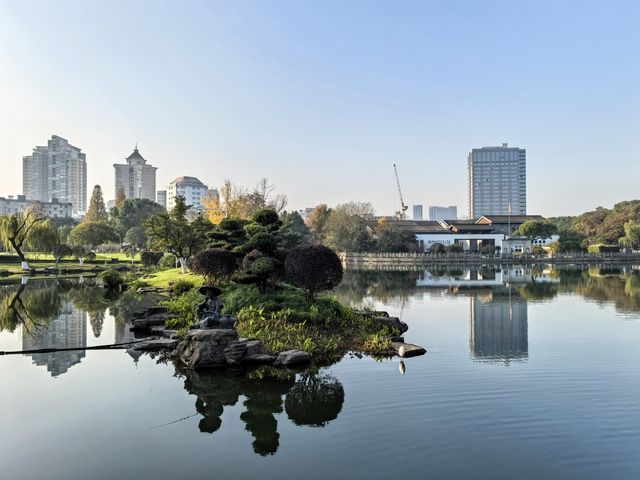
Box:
[113, 146, 157, 202]
[22, 135, 87, 216]
[166, 176, 211, 211]
[156, 190, 167, 209]
[412, 205, 423, 221]
[428, 205, 457, 221]
[0, 195, 73, 218]
[467, 143, 526, 218]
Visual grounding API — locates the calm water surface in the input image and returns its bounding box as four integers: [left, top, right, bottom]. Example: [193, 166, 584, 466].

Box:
[1, 267, 639, 479]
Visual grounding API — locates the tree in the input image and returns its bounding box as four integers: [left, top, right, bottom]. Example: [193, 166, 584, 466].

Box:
[112, 198, 165, 236]
[26, 221, 72, 268]
[619, 221, 640, 250]
[124, 227, 147, 250]
[515, 220, 557, 241]
[373, 219, 416, 252]
[115, 186, 126, 211]
[68, 221, 119, 250]
[284, 245, 344, 301]
[84, 185, 108, 223]
[324, 202, 375, 252]
[0, 205, 48, 264]
[279, 211, 310, 248]
[306, 204, 331, 244]
[189, 248, 238, 285]
[145, 195, 210, 272]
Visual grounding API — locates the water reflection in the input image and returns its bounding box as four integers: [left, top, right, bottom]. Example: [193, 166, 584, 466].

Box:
[179, 367, 345, 456]
[22, 300, 87, 376]
[469, 287, 528, 364]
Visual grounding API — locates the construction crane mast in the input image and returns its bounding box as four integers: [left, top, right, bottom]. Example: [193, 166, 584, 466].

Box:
[393, 163, 408, 220]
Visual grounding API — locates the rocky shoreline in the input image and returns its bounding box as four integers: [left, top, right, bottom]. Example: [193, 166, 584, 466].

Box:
[129, 305, 426, 369]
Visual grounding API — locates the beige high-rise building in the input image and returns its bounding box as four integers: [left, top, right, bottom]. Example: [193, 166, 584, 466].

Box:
[113, 146, 157, 202]
[22, 135, 87, 216]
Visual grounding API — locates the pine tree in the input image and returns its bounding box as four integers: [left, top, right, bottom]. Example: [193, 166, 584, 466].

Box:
[115, 186, 126, 211]
[84, 185, 108, 222]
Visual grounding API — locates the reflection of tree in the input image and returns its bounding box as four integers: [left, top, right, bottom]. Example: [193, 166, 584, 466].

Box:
[178, 367, 345, 456]
[285, 373, 344, 427]
[108, 291, 164, 325]
[0, 282, 61, 333]
[67, 286, 110, 338]
[517, 282, 558, 301]
[335, 270, 420, 307]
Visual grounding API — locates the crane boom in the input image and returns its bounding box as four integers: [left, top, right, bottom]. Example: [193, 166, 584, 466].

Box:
[393, 163, 408, 219]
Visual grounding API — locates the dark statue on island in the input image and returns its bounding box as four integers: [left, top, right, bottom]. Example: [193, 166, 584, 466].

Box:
[196, 285, 236, 329]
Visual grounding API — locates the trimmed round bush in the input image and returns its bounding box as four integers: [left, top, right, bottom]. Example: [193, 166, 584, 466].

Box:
[252, 209, 280, 226]
[141, 250, 163, 267]
[284, 245, 343, 301]
[189, 248, 238, 285]
[99, 270, 124, 288]
[159, 253, 178, 269]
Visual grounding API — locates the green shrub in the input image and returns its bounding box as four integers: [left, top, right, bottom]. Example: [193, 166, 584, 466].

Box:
[162, 289, 201, 329]
[99, 270, 124, 288]
[172, 279, 195, 295]
[158, 253, 178, 270]
[284, 245, 343, 301]
[189, 248, 238, 285]
[587, 244, 621, 254]
[141, 250, 164, 268]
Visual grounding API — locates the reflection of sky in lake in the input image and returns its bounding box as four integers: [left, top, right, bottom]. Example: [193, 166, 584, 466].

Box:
[1, 270, 640, 479]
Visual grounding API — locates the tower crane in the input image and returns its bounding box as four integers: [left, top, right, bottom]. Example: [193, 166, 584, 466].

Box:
[393, 163, 409, 220]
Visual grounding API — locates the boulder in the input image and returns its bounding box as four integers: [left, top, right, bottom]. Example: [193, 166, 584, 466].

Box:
[133, 338, 178, 351]
[273, 350, 311, 367]
[176, 329, 239, 369]
[146, 306, 168, 317]
[199, 315, 236, 330]
[131, 314, 167, 331]
[245, 340, 263, 356]
[391, 342, 426, 358]
[244, 354, 276, 364]
[224, 341, 248, 365]
[376, 316, 409, 334]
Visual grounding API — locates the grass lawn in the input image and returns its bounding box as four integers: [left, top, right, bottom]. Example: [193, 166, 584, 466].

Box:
[141, 268, 203, 288]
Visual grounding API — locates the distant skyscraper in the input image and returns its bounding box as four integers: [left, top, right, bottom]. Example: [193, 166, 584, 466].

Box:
[467, 143, 526, 218]
[113, 146, 157, 202]
[156, 190, 167, 209]
[166, 176, 212, 211]
[22, 135, 87, 215]
[428, 205, 457, 221]
[412, 205, 423, 220]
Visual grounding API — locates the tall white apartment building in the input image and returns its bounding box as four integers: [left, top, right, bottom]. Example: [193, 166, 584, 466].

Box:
[166, 176, 213, 211]
[467, 143, 526, 218]
[113, 146, 157, 202]
[428, 205, 457, 221]
[22, 135, 87, 216]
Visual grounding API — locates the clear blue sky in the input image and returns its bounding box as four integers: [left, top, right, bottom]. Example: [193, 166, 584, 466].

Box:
[1, 0, 638, 217]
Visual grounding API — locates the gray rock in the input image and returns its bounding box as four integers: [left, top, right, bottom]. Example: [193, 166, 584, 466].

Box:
[376, 316, 409, 334]
[146, 306, 168, 317]
[244, 353, 276, 364]
[134, 338, 178, 351]
[176, 329, 239, 368]
[199, 315, 236, 330]
[224, 341, 248, 365]
[245, 340, 263, 356]
[391, 342, 426, 358]
[273, 349, 311, 367]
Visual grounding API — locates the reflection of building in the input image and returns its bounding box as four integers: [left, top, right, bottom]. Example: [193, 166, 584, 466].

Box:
[469, 288, 528, 363]
[22, 300, 87, 376]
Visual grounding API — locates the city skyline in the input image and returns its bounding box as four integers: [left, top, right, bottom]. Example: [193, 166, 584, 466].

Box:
[1, 1, 638, 217]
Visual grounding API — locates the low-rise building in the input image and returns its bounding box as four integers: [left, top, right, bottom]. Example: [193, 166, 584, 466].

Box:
[166, 176, 214, 211]
[156, 190, 167, 209]
[0, 195, 73, 218]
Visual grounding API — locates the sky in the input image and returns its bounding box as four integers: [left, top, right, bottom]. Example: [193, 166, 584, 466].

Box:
[0, 0, 638, 217]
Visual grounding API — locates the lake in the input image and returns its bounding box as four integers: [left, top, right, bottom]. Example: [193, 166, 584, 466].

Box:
[1, 266, 639, 479]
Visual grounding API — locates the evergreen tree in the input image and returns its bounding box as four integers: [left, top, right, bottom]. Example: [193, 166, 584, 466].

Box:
[85, 185, 108, 222]
[115, 186, 126, 210]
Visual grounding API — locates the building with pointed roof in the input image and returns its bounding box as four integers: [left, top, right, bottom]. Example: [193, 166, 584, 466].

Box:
[113, 145, 157, 202]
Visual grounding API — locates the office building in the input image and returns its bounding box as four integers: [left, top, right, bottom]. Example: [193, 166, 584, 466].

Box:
[166, 176, 212, 211]
[412, 205, 423, 221]
[467, 143, 526, 218]
[428, 205, 457, 221]
[0, 195, 73, 218]
[156, 190, 167, 209]
[113, 146, 157, 202]
[22, 135, 87, 216]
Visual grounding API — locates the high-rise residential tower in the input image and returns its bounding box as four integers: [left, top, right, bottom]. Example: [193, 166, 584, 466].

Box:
[22, 135, 87, 215]
[467, 143, 526, 218]
[113, 146, 157, 202]
[428, 205, 458, 221]
[166, 176, 212, 211]
[412, 205, 423, 221]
